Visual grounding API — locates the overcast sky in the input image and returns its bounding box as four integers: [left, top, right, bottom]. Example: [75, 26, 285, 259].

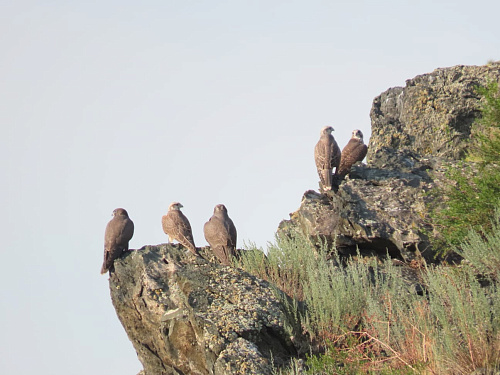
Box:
[1, 1, 498, 374]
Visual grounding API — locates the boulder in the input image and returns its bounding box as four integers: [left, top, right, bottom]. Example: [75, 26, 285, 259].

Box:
[109, 244, 298, 375]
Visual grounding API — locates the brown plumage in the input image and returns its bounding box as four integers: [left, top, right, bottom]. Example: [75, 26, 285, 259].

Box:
[162, 202, 198, 255]
[204, 204, 237, 265]
[101, 208, 134, 274]
[314, 126, 341, 191]
[335, 129, 368, 180]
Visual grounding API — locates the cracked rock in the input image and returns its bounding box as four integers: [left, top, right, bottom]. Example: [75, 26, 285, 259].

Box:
[109, 244, 297, 375]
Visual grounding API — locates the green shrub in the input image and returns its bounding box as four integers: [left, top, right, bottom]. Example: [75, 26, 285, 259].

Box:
[471, 81, 500, 164]
[428, 81, 500, 250]
[428, 163, 500, 249]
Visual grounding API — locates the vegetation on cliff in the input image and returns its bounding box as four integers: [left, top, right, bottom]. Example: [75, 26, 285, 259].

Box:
[238, 214, 500, 374]
[428, 81, 500, 250]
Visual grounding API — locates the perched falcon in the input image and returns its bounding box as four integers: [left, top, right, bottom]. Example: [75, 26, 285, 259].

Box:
[203, 204, 237, 265]
[314, 126, 341, 191]
[162, 202, 198, 256]
[335, 129, 368, 180]
[101, 208, 134, 274]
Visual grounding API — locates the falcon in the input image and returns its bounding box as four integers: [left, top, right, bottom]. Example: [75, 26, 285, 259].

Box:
[101, 208, 134, 274]
[335, 129, 368, 180]
[314, 126, 341, 191]
[203, 204, 237, 265]
[162, 202, 198, 256]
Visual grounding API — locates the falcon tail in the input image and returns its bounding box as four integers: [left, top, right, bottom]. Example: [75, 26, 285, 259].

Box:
[187, 243, 200, 256]
[101, 252, 109, 274]
[321, 169, 333, 191]
[213, 245, 233, 266]
[100, 252, 115, 274]
[100, 264, 108, 275]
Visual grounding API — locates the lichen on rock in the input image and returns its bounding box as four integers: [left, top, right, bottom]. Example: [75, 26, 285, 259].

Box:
[109, 244, 297, 375]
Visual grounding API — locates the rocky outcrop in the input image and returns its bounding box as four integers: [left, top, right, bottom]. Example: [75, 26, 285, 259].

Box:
[278, 152, 433, 262]
[109, 63, 500, 374]
[368, 62, 500, 160]
[279, 63, 500, 262]
[109, 244, 298, 375]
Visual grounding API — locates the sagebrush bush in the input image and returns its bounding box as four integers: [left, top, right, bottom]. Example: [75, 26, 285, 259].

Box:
[454, 206, 500, 282]
[425, 265, 500, 373]
[240, 212, 500, 374]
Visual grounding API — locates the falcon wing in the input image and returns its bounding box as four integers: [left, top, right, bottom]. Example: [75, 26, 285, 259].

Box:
[175, 211, 197, 254]
[315, 135, 340, 189]
[336, 139, 367, 178]
[227, 217, 237, 249]
[102, 217, 132, 274]
[163, 212, 197, 254]
[204, 217, 233, 265]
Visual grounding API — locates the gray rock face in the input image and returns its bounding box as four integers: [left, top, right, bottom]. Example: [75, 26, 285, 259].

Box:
[109, 244, 297, 375]
[368, 62, 500, 160]
[279, 63, 500, 262]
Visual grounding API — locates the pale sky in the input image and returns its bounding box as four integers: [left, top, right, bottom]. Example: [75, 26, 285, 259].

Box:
[1, 1, 498, 374]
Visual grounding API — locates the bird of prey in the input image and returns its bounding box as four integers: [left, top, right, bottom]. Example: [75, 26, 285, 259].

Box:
[162, 202, 198, 256]
[335, 129, 368, 180]
[101, 208, 134, 274]
[314, 126, 341, 191]
[203, 204, 237, 265]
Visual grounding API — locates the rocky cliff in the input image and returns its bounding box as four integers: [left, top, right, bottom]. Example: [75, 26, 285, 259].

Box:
[108, 62, 500, 374]
[279, 62, 500, 263]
